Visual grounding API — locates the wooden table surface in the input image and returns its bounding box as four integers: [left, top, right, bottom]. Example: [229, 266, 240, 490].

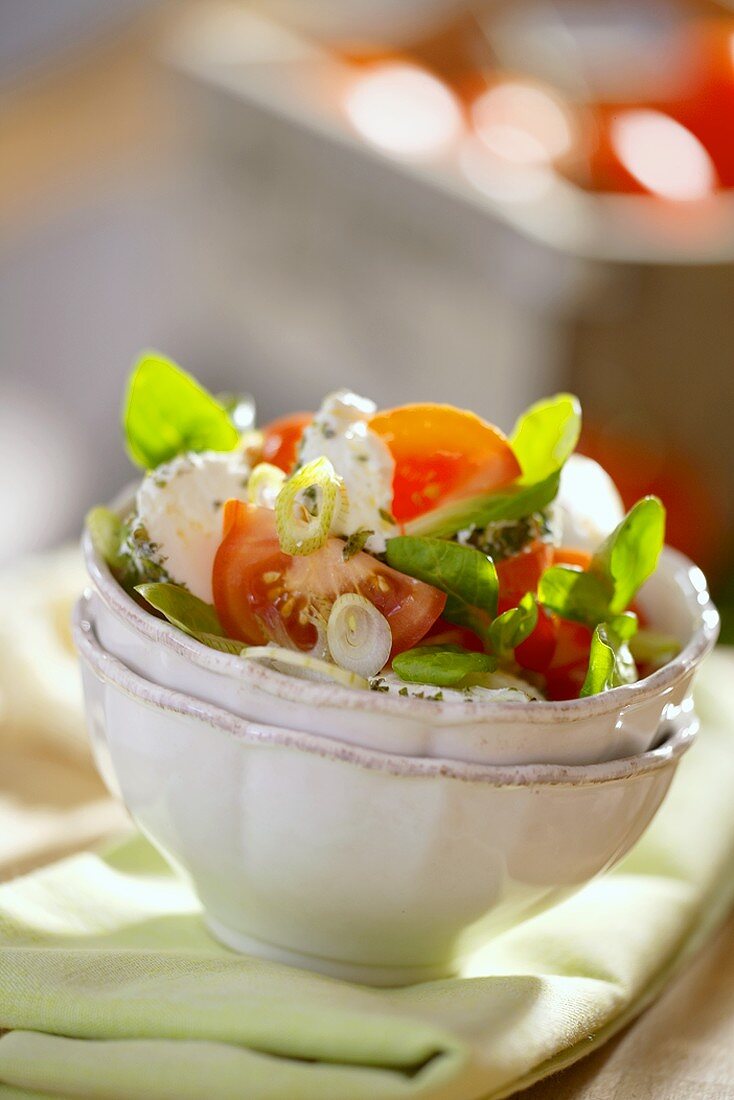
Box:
[3, 733, 734, 1100]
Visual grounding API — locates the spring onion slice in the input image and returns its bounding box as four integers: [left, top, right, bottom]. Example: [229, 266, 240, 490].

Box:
[248, 462, 286, 509]
[243, 645, 368, 689]
[275, 456, 345, 555]
[327, 594, 392, 678]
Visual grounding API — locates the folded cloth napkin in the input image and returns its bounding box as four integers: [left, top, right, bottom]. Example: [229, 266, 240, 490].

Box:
[2, 652, 734, 1100]
[0, 548, 87, 761]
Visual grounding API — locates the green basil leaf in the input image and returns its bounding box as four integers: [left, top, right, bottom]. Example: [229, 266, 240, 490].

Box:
[385, 536, 498, 641]
[580, 620, 638, 697]
[124, 352, 239, 470]
[489, 592, 538, 657]
[511, 393, 582, 483]
[537, 566, 612, 625]
[539, 496, 665, 626]
[629, 628, 681, 668]
[403, 470, 561, 540]
[86, 506, 125, 570]
[392, 644, 496, 688]
[135, 582, 246, 655]
[592, 496, 666, 615]
[86, 506, 145, 590]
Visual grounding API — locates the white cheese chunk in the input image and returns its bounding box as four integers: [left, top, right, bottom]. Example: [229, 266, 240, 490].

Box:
[298, 390, 396, 553]
[134, 450, 250, 603]
[553, 454, 625, 552]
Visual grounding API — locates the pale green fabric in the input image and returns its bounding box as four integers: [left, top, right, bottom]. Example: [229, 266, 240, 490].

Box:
[2, 653, 734, 1100]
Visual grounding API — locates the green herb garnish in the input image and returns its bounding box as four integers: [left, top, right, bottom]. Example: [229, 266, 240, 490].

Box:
[511, 393, 582, 484]
[135, 582, 246, 655]
[392, 645, 496, 688]
[538, 496, 665, 626]
[489, 593, 538, 658]
[385, 536, 498, 642]
[342, 529, 373, 561]
[123, 351, 239, 470]
[629, 629, 681, 669]
[580, 614, 639, 697]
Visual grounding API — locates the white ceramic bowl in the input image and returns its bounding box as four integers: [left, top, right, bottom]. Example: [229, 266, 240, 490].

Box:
[82, 514, 718, 765]
[75, 606, 695, 986]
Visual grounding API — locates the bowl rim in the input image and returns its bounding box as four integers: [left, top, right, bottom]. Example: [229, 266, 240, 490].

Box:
[74, 599, 697, 787]
[82, 495, 719, 727]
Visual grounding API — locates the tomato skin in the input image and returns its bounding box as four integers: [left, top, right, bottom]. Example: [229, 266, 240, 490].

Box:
[496, 539, 553, 614]
[544, 620, 595, 700]
[515, 604, 557, 673]
[261, 413, 312, 473]
[213, 501, 446, 655]
[424, 618, 485, 653]
[369, 403, 521, 523]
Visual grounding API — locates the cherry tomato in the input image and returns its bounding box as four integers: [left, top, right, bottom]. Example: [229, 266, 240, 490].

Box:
[261, 412, 312, 473]
[369, 403, 521, 523]
[213, 501, 446, 655]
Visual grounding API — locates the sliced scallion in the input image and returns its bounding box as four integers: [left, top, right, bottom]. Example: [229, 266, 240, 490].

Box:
[275, 456, 345, 555]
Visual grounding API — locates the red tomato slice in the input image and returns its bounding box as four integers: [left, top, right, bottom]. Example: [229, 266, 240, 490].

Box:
[515, 604, 557, 674]
[369, 403, 521, 523]
[423, 618, 485, 653]
[495, 539, 554, 674]
[261, 412, 312, 473]
[496, 539, 554, 614]
[544, 620, 595, 701]
[536, 547, 595, 699]
[212, 501, 446, 655]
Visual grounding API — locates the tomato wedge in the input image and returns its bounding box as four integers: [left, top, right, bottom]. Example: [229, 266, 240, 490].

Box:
[369, 403, 521, 523]
[543, 619, 595, 701]
[540, 547, 595, 699]
[496, 539, 554, 614]
[212, 501, 446, 655]
[260, 412, 312, 473]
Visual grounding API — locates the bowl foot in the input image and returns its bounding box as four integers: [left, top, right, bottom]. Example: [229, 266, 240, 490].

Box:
[204, 916, 455, 987]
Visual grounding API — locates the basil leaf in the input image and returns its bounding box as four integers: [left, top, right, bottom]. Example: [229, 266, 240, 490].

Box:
[537, 566, 612, 625]
[86, 506, 146, 590]
[403, 470, 560, 539]
[511, 393, 582, 483]
[135, 582, 246, 655]
[392, 644, 496, 688]
[385, 536, 498, 641]
[86, 506, 125, 570]
[489, 592, 538, 657]
[629, 629, 681, 669]
[124, 352, 239, 470]
[539, 496, 665, 626]
[593, 496, 666, 615]
[580, 619, 638, 697]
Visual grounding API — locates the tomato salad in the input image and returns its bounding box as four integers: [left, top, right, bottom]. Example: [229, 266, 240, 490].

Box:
[87, 353, 676, 702]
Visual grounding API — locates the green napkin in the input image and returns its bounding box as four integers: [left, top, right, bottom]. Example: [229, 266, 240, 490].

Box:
[2, 652, 734, 1100]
